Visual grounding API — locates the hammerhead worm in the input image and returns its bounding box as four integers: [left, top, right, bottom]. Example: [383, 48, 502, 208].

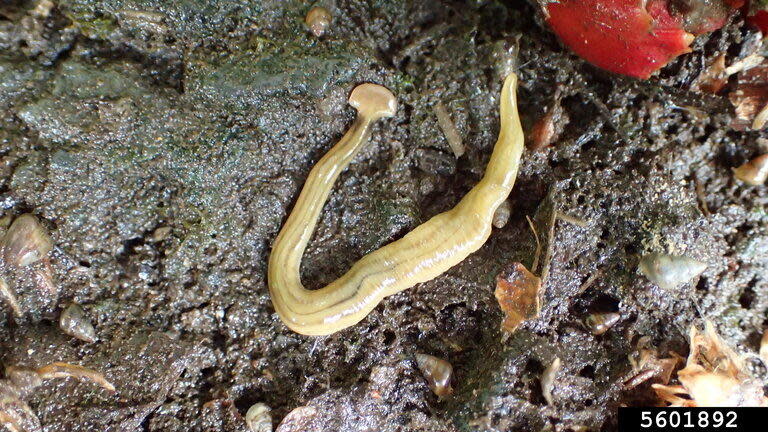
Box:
[268, 72, 524, 335]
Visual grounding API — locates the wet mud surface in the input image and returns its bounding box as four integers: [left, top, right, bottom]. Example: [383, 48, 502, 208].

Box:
[0, 0, 767, 431]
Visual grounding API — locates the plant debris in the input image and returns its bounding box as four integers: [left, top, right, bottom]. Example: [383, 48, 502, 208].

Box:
[729, 60, 768, 130]
[693, 54, 727, 94]
[625, 337, 680, 389]
[0, 362, 114, 432]
[494, 263, 542, 333]
[544, 1, 742, 78]
[528, 87, 567, 151]
[653, 322, 768, 407]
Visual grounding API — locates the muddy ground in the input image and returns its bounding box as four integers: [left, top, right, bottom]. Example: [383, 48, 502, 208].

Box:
[0, 0, 767, 431]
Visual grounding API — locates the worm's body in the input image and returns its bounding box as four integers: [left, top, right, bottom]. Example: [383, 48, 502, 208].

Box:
[268, 74, 524, 335]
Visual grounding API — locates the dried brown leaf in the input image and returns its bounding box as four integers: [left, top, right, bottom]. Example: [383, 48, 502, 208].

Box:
[495, 263, 541, 332]
[655, 321, 768, 407]
[651, 383, 695, 407]
[624, 344, 681, 389]
[693, 54, 727, 94]
[528, 88, 568, 151]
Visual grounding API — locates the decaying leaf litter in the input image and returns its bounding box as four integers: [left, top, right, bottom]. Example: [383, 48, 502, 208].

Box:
[0, 0, 767, 431]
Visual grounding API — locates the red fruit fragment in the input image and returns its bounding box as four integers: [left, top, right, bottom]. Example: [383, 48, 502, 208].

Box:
[546, 0, 694, 79]
[747, 9, 768, 34]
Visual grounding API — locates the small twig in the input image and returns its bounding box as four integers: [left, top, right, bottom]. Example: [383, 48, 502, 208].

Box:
[309, 338, 321, 356]
[36, 362, 116, 392]
[393, 22, 451, 66]
[573, 75, 632, 145]
[526, 215, 541, 274]
[623, 369, 658, 390]
[539, 198, 557, 286]
[574, 118, 604, 147]
[693, 173, 711, 216]
[577, 269, 602, 294]
[555, 211, 589, 228]
[590, 95, 632, 145]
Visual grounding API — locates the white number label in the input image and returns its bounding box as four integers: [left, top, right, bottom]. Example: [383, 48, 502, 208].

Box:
[640, 411, 652, 428]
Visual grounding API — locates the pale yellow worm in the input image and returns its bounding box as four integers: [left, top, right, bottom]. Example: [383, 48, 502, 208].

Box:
[268, 73, 524, 335]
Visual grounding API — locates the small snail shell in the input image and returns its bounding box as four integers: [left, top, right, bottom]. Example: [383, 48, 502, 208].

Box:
[492, 200, 511, 229]
[245, 403, 272, 432]
[733, 154, 768, 186]
[305, 6, 331, 37]
[276, 406, 316, 431]
[639, 253, 706, 290]
[415, 353, 453, 398]
[1, 214, 52, 267]
[59, 303, 97, 343]
[584, 312, 621, 335]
